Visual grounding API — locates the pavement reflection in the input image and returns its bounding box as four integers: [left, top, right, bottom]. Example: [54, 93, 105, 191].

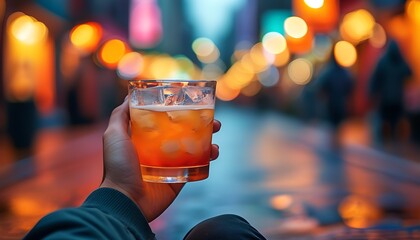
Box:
[0, 103, 419, 239]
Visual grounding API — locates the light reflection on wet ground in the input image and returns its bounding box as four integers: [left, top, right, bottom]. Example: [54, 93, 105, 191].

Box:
[0, 103, 419, 239]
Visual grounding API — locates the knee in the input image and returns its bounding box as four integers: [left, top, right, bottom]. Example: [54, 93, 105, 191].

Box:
[184, 214, 266, 240]
[208, 214, 249, 223]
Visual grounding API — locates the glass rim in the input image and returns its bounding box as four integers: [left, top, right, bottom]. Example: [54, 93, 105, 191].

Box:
[128, 79, 217, 83]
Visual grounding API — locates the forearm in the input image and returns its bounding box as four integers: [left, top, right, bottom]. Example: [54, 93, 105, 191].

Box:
[24, 188, 156, 240]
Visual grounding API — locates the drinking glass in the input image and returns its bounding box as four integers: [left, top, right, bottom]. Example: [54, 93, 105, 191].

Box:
[128, 79, 217, 183]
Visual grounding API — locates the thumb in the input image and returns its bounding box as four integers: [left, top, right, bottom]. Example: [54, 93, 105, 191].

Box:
[104, 98, 130, 140]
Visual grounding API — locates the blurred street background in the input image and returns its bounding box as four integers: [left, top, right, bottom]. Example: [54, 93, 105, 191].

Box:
[1, 0, 420, 239]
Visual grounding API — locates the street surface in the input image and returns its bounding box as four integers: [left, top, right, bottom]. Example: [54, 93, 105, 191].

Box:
[0, 102, 419, 239]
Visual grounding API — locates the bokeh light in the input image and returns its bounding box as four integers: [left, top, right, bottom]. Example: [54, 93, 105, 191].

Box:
[249, 43, 274, 73]
[98, 39, 128, 69]
[117, 52, 144, 79]
[258, 66, 280, 87]
[284, 16, 313, 53]
[284, 16, 308, 39]
[338, 195, 382, 229]
[10, 14, 48, 45]
[224, 62, 254, 90]
[334, 40, 357, 67]
[150, 55, 179, 79]
[192, 37, 220, 63]
[287, 58, 313, 85]
[262, 32, 287, 54]
[216, 78, 241, 101]
[270, 194, 293, 210]
[192, 38, 215, 56]
[339, 9, 375, 44]
[241, 80, 262, 97]
[406, 0, 420, 22]
[304, 0, 324, 9]
[129, 0, 162, 48]
[70, 22, 102, 54]
[202, 62, 225, 80]
[273, 48, 290, 67]
[175, 55, 197, 79]
[369, 23, 387, 48]
[294, 0, 339, 33]
[5, 12, 54, 112]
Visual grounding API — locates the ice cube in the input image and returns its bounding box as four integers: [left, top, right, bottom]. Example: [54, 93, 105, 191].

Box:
[131, 88, 165, 105]
[163, 87, 184, 105]
[183, 86, 204, 103]
[201, 93, 215, 105]
[161, 140, 180, 154]
[130, 109, 157, 130]
[181, 138, 200, 155]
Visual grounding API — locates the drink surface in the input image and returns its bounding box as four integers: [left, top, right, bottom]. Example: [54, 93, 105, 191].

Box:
[130, 105, 214, 168]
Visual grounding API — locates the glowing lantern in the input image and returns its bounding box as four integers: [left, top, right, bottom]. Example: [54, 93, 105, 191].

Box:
[129, 0, 162, 49]
[284, 16, 313, 54]
[293, 0, 339, 33]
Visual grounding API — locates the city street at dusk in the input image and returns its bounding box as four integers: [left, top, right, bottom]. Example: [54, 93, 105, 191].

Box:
[1, 0, 420, 239]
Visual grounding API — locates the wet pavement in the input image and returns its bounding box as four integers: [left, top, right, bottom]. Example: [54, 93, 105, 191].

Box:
[0, 103, 420, 239]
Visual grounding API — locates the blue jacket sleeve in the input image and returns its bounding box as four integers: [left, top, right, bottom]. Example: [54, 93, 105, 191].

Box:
[23, 188, 156, 240]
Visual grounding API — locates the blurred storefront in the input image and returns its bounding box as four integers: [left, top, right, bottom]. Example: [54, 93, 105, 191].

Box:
[1, 0, 420, 158]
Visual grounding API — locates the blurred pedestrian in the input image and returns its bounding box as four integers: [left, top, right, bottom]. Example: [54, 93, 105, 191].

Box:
[5, 61, 38, 159]
[368, 39, 412, 143]
[316, 54, 355, 148]
[23, 98, 266, 240]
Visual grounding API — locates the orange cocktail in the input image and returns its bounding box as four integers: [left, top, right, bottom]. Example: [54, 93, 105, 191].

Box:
[128, 79, 216, 183]
[130, 106, 214, 182]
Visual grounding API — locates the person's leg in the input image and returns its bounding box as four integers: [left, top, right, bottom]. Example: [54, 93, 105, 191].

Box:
[183, 214, 266, 240]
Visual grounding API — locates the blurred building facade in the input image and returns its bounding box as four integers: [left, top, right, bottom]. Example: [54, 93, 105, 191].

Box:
[1, 0, 420, 157]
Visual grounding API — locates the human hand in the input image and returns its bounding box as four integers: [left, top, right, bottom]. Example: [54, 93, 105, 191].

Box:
[100, 98, 221, 222]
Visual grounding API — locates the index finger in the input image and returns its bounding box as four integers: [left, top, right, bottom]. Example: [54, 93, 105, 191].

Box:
[212, 120, 221, 133]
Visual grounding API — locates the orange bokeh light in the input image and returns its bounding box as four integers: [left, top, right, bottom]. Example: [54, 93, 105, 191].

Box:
[284, 16, 313, 54]
[4, 12, 55, 114]
[293, 0, 339, 33]
[70, 22, 102, 54]
[98, 39, 128, 69]
[334, 40, 357, 67]
[216, 78, 240, 101]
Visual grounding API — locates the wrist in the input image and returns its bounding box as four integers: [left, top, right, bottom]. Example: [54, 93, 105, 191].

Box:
[100, 179, 137, 206]
[99, 179, 153, 222]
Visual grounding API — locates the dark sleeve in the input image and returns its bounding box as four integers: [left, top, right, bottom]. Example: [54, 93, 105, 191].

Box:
[23, 188, 156, 240]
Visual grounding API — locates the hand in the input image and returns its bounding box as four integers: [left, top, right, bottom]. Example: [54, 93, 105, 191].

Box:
[100, 98, 221, 222]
